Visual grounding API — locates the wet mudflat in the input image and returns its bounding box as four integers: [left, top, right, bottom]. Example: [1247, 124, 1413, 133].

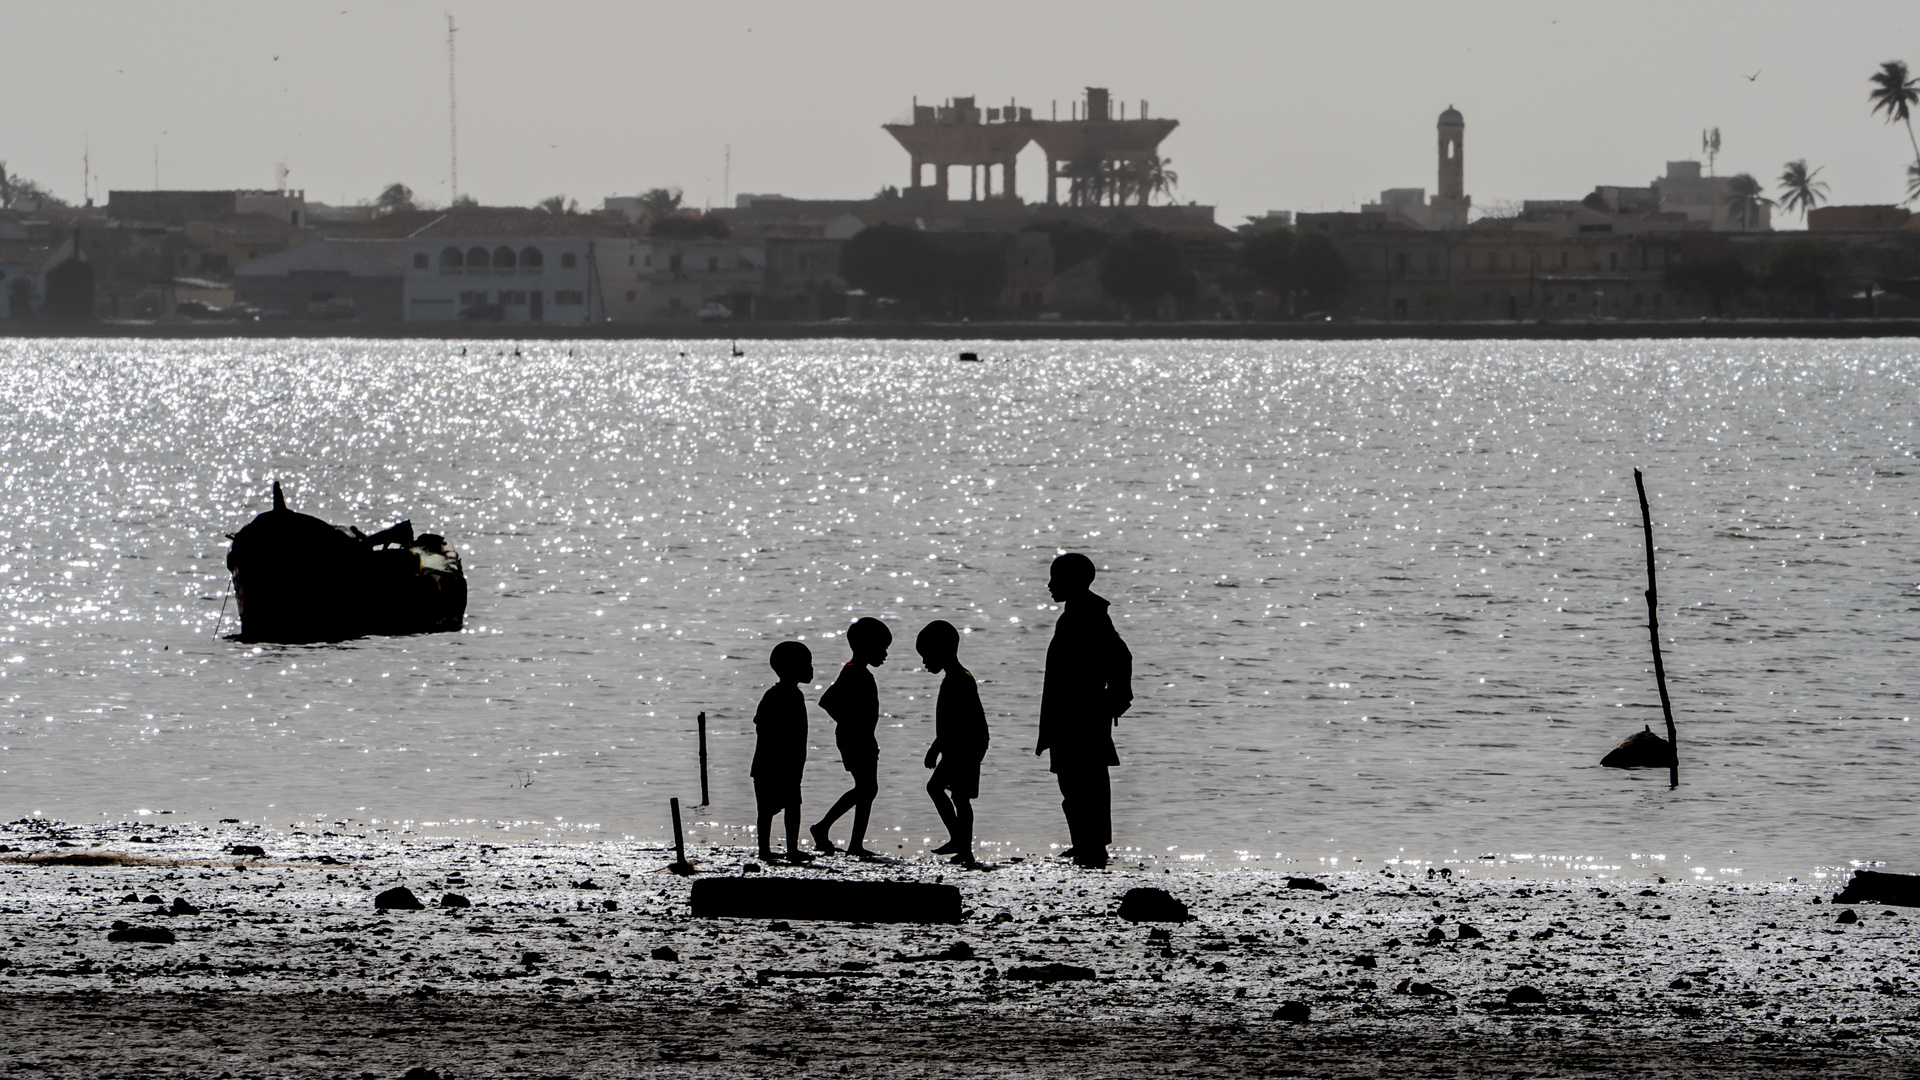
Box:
[0, 821, 1913, 1078]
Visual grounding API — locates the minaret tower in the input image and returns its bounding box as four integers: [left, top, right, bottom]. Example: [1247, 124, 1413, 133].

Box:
[1430, 105, 1470, 228]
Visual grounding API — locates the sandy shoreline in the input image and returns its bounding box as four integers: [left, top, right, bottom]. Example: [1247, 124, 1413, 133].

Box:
[1, 818, 1914, 1078]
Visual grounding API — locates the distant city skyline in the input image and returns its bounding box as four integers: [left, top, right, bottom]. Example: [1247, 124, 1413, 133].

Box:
[4, 1, 1917, 227]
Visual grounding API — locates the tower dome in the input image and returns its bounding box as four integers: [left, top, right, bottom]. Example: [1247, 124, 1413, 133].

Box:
[1439, 105, 1464, 126]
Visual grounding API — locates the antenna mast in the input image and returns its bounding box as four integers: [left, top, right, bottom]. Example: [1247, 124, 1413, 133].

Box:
[447, 14, 459, 203]
[723, 144, 730, 209]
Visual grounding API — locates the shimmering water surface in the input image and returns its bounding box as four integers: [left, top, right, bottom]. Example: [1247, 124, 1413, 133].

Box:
[2, 338, 1917, 881]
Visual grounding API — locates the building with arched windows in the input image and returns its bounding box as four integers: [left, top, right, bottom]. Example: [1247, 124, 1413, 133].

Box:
[400, 210, 643, 323]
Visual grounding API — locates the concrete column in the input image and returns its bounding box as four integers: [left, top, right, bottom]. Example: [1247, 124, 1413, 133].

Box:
[983, 163, 993, 200]
[1005, 155, 1017, 201]
[1046, 157, 1057, 205]
[936, 164, 949, 200]
[910, 158, 922, 189]
[970, 165, 978, 201]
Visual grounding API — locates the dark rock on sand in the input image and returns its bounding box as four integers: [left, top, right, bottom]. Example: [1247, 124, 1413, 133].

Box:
[1601, 725, 1675, 769]
[107, 926, 176, 944]
[230, 844, 266, 857]
[439, 893, 471, 908]
[1006, 963, 1097, 983]
[1507, 985, 1547, 1004]
[1424, 927, 1445, 945]
[1456, 923, 1484, 940]
[1395, 978, 1455, 999]
[1273, 1001, 1310, 1022]
[119, 893, 139, 904]
[374, 886, 425, 911]
[1117, 887, 1191, 923]
[1285, 877, 1329, 892]
[1349, 953, 1378, 969]
[402, 1068, 443, 1080]
[651, 946, 679, 961]
[141, 894, 163, 904]
[1670, 978, 1693, 989]
[1833, 870, 1920, 908]
[169, 897, 199, 916]
[1836, 908, 1859, 924]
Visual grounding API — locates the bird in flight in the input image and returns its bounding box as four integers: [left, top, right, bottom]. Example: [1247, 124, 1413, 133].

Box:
[1744, 69, 1760, 81]
[272, 55, 280, 61]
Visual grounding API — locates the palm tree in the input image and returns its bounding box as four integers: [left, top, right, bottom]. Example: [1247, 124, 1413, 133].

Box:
[1908, 162, 1920, 205]
[1142, 155, 1179, 205]
[536, 194, 577, 215]
[1869, 61, 1920, 163]
[1723, 173, 1773, 231]
[1063, 150, 1108, 207]
[1777, 160, 1829, 220]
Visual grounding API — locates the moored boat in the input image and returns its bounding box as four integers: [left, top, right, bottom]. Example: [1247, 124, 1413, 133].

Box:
[225, 482, 466, 642]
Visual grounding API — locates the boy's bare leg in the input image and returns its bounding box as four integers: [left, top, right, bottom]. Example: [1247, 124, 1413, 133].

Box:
[947, 798, 977, 864]
[756, 807, 777, 860]
[927, 776, 961, 855]
[783, 805, 813, 863]
[846, 771, 881, 857]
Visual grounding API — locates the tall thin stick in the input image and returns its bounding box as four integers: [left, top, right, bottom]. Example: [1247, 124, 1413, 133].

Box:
[697, 712, 709, 806]
[671, 796, 688, 867]
[1634, 469, 1679, 788]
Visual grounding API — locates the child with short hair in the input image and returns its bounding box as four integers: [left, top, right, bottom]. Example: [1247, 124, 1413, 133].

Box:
[917, 620, 988, 866]
[811, 617, 891, 858]
[752, 640, 815, 864]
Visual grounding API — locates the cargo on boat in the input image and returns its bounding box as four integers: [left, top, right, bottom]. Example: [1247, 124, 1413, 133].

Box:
[224, 481, 466, 643]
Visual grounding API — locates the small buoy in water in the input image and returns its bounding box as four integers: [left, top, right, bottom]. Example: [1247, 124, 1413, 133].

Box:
[958, 351, 979, 362]
[1600, 725, 1675, 769]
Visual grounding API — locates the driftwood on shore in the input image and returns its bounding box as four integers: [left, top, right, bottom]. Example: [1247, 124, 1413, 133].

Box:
[224, 481, 466, 643]
[691, 877, 963, 924]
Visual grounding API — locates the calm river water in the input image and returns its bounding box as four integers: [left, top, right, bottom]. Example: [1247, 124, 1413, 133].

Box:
[1, 337, 1916, 882]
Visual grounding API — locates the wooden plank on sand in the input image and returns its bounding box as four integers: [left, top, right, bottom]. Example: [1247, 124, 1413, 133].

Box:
[691, 876, 963, 924]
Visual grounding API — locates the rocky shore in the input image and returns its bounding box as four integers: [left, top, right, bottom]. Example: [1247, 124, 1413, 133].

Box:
[0, 818, 1912, 1078]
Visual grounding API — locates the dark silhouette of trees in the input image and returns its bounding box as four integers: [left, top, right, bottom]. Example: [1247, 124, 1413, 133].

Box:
[637, 186, 684, 219]
[1723, 173, 1773, 230]
[1763, 237, 1846, 313]
[1021, 218, 1109, 272]
[647, 211, 732, 239]
[373, 183, 416, 216]
[1663, 256, 1752, 316]
[1777, 160, 1829, 221]
[0, 163, 67, 209]
[1238, 229, 1351, 315]
[451, 193, 479, 209]
[1100, 229, 1195, 317]
[838, 224, 1007, 317]
[536, 194, 578, 215]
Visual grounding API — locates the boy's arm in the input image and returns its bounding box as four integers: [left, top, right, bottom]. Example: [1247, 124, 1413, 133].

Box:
[1105, 620, 1134, 722]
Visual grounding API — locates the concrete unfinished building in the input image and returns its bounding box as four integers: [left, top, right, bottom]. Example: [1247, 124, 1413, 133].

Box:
[883, 88, 1178, 206]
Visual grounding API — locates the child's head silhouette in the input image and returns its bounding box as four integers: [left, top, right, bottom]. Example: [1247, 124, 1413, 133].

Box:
[1048, 552, 1096, 601]
[769, 640, 813, 684]
[915, 619, 960, 672]
[846, 617, 892, 665]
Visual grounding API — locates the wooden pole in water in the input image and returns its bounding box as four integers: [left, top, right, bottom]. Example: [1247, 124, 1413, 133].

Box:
[696, 712, 709, 807]
[671, 796, 687, 867]
[1633, 469, 1679, 789]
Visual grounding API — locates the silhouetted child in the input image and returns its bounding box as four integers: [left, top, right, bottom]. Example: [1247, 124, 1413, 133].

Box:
[752, 640, 815, 865]
[918, 620, 988, 866]
[811, 617, 891, 858]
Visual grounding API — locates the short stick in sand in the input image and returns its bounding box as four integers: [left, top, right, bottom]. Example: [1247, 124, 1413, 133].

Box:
[1633, 468, 1679, 789]
[668, 797, 695, 874]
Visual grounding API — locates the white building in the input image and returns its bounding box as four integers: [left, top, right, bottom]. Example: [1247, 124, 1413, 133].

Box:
[400, 211, 643, 324]
[624, 237, 766, 320]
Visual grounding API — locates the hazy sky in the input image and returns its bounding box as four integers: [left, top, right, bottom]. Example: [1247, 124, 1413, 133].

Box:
[6, 1, 1917, 228]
